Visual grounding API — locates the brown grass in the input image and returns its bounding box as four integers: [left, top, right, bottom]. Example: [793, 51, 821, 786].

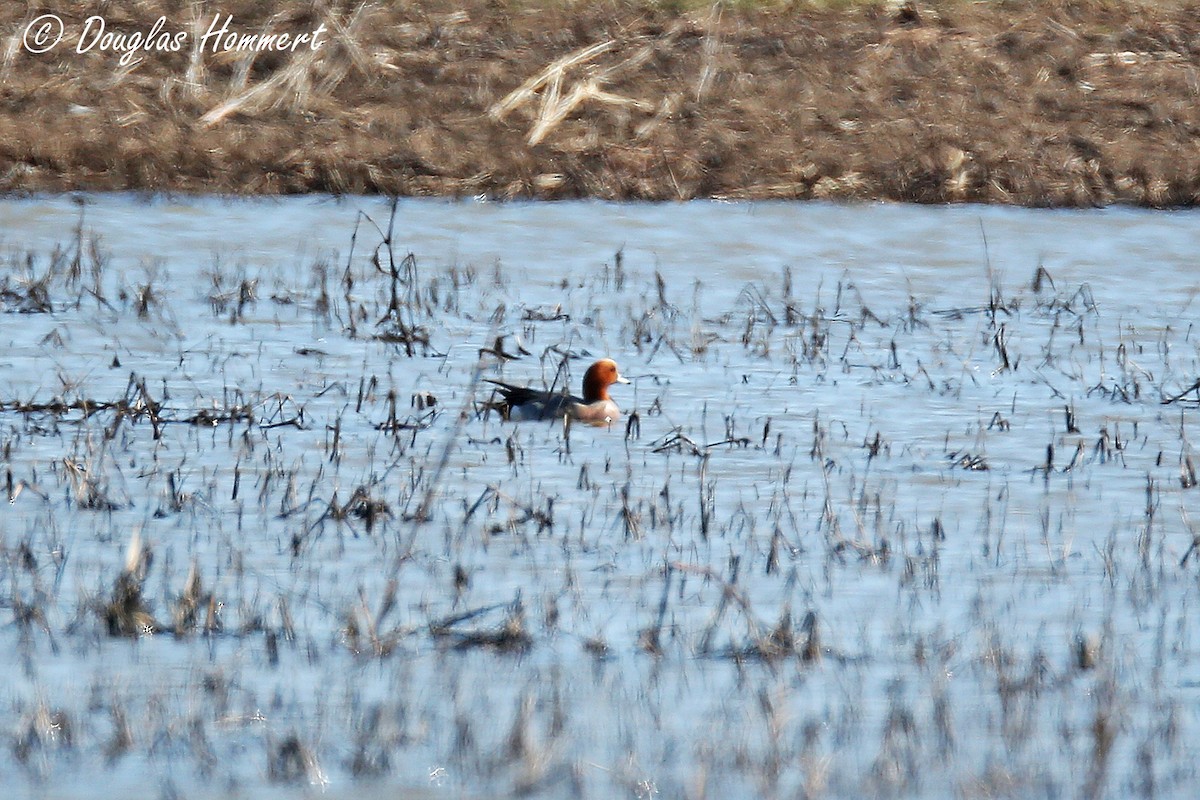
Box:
[3, 0, 1200, 205]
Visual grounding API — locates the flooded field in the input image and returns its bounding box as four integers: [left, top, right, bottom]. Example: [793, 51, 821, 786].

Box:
[2, 195, 1200, 799]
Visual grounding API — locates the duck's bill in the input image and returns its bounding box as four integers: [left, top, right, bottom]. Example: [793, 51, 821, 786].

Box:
[616, 374, 631, 384]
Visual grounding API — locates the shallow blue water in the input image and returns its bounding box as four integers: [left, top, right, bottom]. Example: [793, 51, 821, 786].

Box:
[1, 195, 1198, 799]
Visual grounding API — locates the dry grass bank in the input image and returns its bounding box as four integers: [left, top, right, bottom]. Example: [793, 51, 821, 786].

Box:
[2, 0, 1200, 205]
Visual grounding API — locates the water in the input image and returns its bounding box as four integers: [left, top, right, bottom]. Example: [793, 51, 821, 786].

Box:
[1, 195, 1199, 799]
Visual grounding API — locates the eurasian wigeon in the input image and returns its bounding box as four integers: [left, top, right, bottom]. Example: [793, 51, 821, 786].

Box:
[486, 358, 631, 426]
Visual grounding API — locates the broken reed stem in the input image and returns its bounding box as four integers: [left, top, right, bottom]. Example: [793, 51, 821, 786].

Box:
[490, 40, 618, 120]
[489, 36, 657, 145]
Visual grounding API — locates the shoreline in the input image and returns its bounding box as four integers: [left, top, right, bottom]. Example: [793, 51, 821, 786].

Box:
[4, 0, 1200, 207]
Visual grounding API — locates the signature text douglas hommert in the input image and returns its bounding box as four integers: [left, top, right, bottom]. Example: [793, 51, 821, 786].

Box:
[26, 13, 328, 65]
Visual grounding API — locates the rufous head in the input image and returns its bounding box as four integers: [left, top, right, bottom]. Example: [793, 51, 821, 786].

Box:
[581, 359, 630, 402]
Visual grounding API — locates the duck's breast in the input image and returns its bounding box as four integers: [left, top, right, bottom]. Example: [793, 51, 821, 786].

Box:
[570, 399, 620, 426]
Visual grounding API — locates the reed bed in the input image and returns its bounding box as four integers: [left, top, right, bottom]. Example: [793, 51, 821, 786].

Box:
[4, 0, 1200, 204]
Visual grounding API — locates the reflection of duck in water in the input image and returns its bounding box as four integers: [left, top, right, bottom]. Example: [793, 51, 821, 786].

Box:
[486, 359, 630, 426]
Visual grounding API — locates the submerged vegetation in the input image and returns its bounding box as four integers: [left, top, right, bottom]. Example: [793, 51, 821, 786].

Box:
[2, 197, 1200, 797]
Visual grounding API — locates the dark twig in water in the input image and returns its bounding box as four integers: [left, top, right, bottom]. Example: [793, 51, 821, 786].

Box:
[429, 595, 532, 652]
[1161, 379, 1200, 406]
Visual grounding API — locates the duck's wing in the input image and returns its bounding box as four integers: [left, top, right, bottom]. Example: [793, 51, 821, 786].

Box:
[483, 380, 578, 420]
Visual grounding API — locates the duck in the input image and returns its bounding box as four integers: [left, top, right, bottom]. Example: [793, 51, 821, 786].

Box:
[485, 358, 630, 426]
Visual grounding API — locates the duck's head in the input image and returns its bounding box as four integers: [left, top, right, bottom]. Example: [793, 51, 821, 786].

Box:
[582, 359, 630, 402]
